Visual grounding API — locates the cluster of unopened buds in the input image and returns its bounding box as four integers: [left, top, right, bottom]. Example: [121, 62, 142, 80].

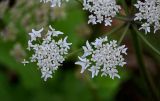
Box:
[22, 0, 159, 81]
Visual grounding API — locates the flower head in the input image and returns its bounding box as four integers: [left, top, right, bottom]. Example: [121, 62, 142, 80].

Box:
[83, 0, 121, 26]
[40, 0, 69, 7]
[75, 36, 127, 79]
[134, 0, 160, 33]
[24, 25, 72, 81]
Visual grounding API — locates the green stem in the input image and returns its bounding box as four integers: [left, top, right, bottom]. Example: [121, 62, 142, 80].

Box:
[103, 23, 125, 37]
[118, 23, 130, 45]
[66, 48, 83, 58]
[131, 25, 160, 101]
[133, 25, 160, 56]
[115, 15, 133, 22]
[114, 15, 142, 26]
[121, 0, 129, 15]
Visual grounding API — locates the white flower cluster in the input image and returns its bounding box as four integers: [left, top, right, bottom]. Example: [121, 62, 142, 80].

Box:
[134, 0, 160, 33]
[83, 0, 121, 26]
[23, 25, 72, 81]
[75, 36, 127, 79]
[40, 0, 69, 7]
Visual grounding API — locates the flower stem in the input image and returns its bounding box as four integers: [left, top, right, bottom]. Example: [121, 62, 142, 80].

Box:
[115, 15, 134, 22]
[131, 25, 160, 101]
[133, 25, 160, 56]
[118, 23, 130, 45]
[66, 48, 83, 58]
[121, 0, 129, 15]
[103, 23, 125, 37]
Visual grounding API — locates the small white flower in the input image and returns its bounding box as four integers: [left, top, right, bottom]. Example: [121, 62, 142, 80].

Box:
[28, 28, 43, 42]
[25, 25, 72, 81]
[41, 67, 53, 81]
[91, 37, 104, 48]
[82, 41, 93, 57]
[88, 66, 100, 78]
[139, 23, 151, 34]
[88, 15, 97, 25]
[134, 0, 160, 33]
[101, 67, 120, 79]
[40, 0, 69, 7]
[48, 25, 64, 37]
[83, 0, 121, 26]
[22, 59, 29, 66]
[75, 57, 91, 73]
[75, 36, 127, 79]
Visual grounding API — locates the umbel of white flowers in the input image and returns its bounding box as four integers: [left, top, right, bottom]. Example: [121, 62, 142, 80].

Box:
[22, 25, 72, 81]
[83, 0, 121, 26]
[134, 0, 160, 34]
[40, 0, 69, 7]
[75, 36, 127, 79]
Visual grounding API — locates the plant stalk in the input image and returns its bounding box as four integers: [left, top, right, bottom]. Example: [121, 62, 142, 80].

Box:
[131, 25, 160, 101]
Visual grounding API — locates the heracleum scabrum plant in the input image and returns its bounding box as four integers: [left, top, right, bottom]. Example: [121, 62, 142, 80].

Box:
[0, 0, 159, 100]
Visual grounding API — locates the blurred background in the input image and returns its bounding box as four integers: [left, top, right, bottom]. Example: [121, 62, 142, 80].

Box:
[0, 0, 160, 101]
